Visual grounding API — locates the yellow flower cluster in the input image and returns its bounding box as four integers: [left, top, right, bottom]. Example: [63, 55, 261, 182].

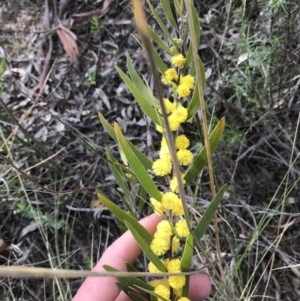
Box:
[152, 134, 193, 177]
[171, 54, 186, 68]
[161, 68, 178, 87]
[148, 193, 191, 294]
[155, 101, 188, 134]
[170, 173, 186, 193]
[177, 74, 195, 98]
[161, 68, 195, 99]
[150, 192, 184, 217]
[148, 37, 195, 301]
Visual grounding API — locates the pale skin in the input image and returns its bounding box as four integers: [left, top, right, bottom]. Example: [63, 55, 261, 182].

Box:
[72, 214, 211, 301]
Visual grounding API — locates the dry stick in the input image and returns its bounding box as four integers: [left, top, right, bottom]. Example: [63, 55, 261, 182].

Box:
[184, 0, 229, 297]
[0, 266, 201, 279]
[132, 0, 193, 232]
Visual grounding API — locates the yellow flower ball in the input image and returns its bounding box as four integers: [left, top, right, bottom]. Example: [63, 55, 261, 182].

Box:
[180, 74, 195, 90]
[175, 135, 190, 149]
[154, 284, 170, 301]
[148, 261, 162, 273]
[162, 68, 178, 87]
[159, 145, 171, 161]
[161, 77, 169, 85]
[174, 288, 183, 298]
[150, 197, 165, 215]
[150, 235, 170, 256]
[178, 297, 191, 301]
[170, 45, 179, 55]
[156, 124, 164, 133]
[158, 98, 176, 114]
[168, 275, 186, 289]
[177, 149, 193, 166]
[164, 98, 176, 113]
[163, 258, 170, 269]
[175, 219, 189, 238]
[165, 68, 178, 81]
[168, 114, 181, 131]
[167, 259, 181, 272]
[161, 192, 180, 212]
[161, 137, 167, 147]
[171, 54, 186, 68]
[156, 220, 173, 237]
[177, 84, 191, 98]
[172, 236, 180, 254]
[173, 105, 188, 123]
[172, 198, 184, 216]
[174, 38, 183, 48]
[170, 173, 186, 193]
[152, 158, 172, 176]
[149, 279, 169, 288]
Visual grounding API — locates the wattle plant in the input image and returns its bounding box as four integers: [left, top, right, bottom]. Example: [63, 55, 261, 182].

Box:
[97, 0, 226, 300]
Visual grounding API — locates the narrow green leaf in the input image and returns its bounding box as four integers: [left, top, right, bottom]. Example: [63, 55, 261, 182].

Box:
[137, 185, 147, 218]
[0, 57, 6, 76]
[106, 147, 131, 196]
[187, 56, 206, 119]
[125, 221, 167, 273]
[104, 265, 154, 291]
[151, 43, 168, 74]
[187, 84, 200, 120]
[98, 112, 117, 140]
[184, 117, 225, 183]
[116, 282, 131, 296]
[148, 26, 172, 54]
[115, 123, 162, 202]
[120, 225, 128, 233]
[161, 0, 178, 30]
[97, 191, 154, 243]
[146, 0, 174, 43]
[189, 55, 206, 91]
[116, 191, 135, 216]
[126, 262, 144, 279]
[180, 233, 194, 271]
[174, 0, 184, 19]
[182, 275, 190, 297]
[99, 113, 153, 169]
[116, 66, 162, 125]
[128, 291, 149, 301]
[126, 54, 160, 108]
[193, 184, 227, 240]
[184, 4, 201, 67]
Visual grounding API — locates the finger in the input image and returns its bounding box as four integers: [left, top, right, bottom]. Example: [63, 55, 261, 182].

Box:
[72, 213, 163, 301]
[188, 274, 211, 301]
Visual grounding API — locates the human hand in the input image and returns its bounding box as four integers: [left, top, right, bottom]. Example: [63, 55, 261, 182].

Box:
[72, 214, 211, 301]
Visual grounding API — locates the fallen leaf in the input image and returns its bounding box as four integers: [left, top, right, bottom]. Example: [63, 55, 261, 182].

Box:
[56, 18, 80, 71]
[19, 221, 39, 240]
